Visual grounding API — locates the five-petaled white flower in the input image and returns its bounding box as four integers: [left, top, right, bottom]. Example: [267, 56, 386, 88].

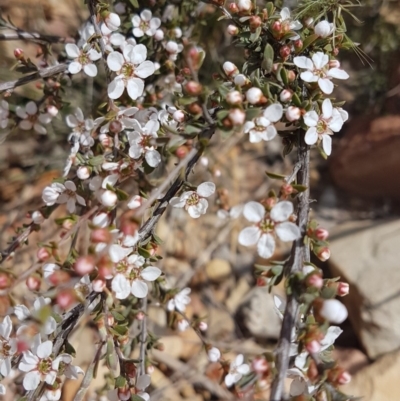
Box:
[107, 44, 155, 100]
[303, 98, 348, 155]
[0, 316, 17, 378]
[167, 287, 191, 312]
[279, 7, 303, 39]
[42, 181, 86, 213]
[0, 100, 9, 129]
[244, 104, 283, 143]
[65, 43, 101, 77]
[170, 182, 215, 218]
[239, 201, 301, 259]
[293, 52, 349, 94]
[132, 9, 161, 37]
[127, 119, 161, 167]
[16, 101, 52, 134]
[19, 336, 63, 391]
[111, 254, 161, 299]
[224, 354, 250, 387]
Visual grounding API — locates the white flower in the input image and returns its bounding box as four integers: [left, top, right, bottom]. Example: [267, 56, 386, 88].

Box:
[127, 119, 161, 167]
[314, 20, 334, 38]
[111, 254, 161, 299]
[95, 106, 138, 135]
[320, 299, 348, 324]
[246, 87, 263, 104]
[132, 9, 161, 37]
[16, 101, 52, 134]
[19, 337, 62, 390]
[244, 104, 283, 143]
[167, 287, 191, 312]
[66, 107, 94, 136]
[294, 52, 349, 94]
[224, 354, 250, 387]
[164, 40, 183, 61]
[136, 374, 151, 401]
[303, 99, 347, 155]
[177, 319, 190, 331]
[0, 100, 9, 129]
[238, 201, 300, 259]
[65, 43, 101, 77]
[207, 347, 221, 362]
[32, 210, 45, 224]
[42, 181, 86, 213]
[107, 44, 155, 100]
[170, 182, 215, 218]
[0, 316, 17, 377]
[280, 7, 303, 39]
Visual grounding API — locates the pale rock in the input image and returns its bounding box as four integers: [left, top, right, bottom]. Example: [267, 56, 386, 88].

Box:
[207, 307, 236, 340]
[205, 258, 232, 282]
[236, 286, 283, 340]
[340, 350, 400, 401]
[226, 276, 252, 313]
[329, 219, 400, 358]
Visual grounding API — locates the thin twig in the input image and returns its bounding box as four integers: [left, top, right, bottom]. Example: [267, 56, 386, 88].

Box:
[0, 63, 67, 92]
[0, 31, 65, 44]
[0, 223, 33, 265]
[139, 297, 148, 376]
[269, 133, 310, 401]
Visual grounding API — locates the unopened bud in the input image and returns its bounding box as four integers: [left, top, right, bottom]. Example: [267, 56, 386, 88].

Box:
[306, 273, 323, 289]
[77, 166, 91, 180]
[172, 109, 185, 122]
[147, 365, 155, 374]
[92, 212, 110, 228]
[57, 289, 76, 309]
[281, 183, 294, 195]
[177, 319, 189, 331]
[74, 255, 95, 276]
[109, 120, 122, 134]
[14, 48, 24, 59]
[285, 106, 301, 122]
[314, 20, 334, 38]
[101, 190, 118, 207]
[93, 279, 106, 292]
[279, 89, 293, 103]
[99, 133, 112, 147]
[136, 311, 145, 320]
[229, 108, 246, 125]
[319, 299, 348, 324]
[315, 227, 329, 241]
[127, 195, 143, 210]
[249, 16, 262, 32]
[198, 321, 208, 331]
[227, 24, 239, 35]
[31, 211, 45, 224]
[287, 70, 296, 82]
[46, 105, 59, 117]
[304, 17, 314, 27]
[337, 282, 349, 297]
[279, 45, 291, 59]
[0, 273, 10, 289]
[246, 87, 264, 104]
[272, 21, 282, 33]
[37, 247, 51, 262]
[207, 346, 221, 362]
[252, 357, 269, 373]
[294, 39, 303, 49]
[306, 340, 321, 354]
[234, 74, 249, 87]
[175, 146, 188, 159]
[184, 81, 202, 95]
[91, 228, 112, 243]
[317, 247, 331, 261]
[337, 371, 351, 385]
[223, 61, 239, 77]
[237, 0, 252, 12]
[26, 275, 41, 291]
[154, 29, 164, 41]
[226, 90, 243, 105]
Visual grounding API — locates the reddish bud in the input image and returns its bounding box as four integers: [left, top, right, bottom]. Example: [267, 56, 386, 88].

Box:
[317, 247, 331, 262]
[285, 106, 301, 122]
[337, 282, 349, 297]
[74, 255, 95, 276]
[14, 48, 24, 59]
[256, 277, 267, 286]
[48, 270, 71, 286]
[315, 228, 329, 241]
[91, 228, 112, 243]
[294, 39, 303, 50]
[57, 289, 76, 309]
[0, 273, 11, 289]
[184, 81, 202, 95]
[279, 45, 291, 59]
[227, 24, 239, 35]
[252, 357, 269, 373]
[229, 108, 246, 125]
[136, 311, 145, 321]
[147, 365, 155, 374]
[198, 321, 208, 331]
[175, 146, 188, 159]
[281, 183, 293, 196]
[306, 273, 323, 289]
[279, 89, 293, 103]
[287, 70, 296, 82]
[249, 16, 262, 32]
[109, 120, 122, 134]
[26, 275, 41, 291]
[272, 21, 282, 32]
[337, 371, 351, 385]
[37, 247, 51, 262]
[187, 102, 203, 115]
[92, 279, 106, 292]
[305, 340, 321, 354]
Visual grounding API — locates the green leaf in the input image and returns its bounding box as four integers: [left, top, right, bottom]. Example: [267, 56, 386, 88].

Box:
[300, 34, 319, 52]
[292, 93, 302, 107]
[115, 375, 127, 388]
[138, 247, 151, 259]
[88, 155, 104, 166]
[280, 67, 289, 86]
[266, 171, 286, 180]
[261, 43, 274, 73]
[131, 396, 146, 401]
[64, 341, 76, 357]
[320, 286, 337, 300]
[129, 0, 139, 7]
[116, 188, 129, 201]
[111, 310, 126, 322]
[292, 184, 308, 192]
[245, 107, 261, 120]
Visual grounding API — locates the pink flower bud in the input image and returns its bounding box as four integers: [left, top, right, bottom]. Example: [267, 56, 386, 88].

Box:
[237, 0, 252, 12]
[57, 290, 75, 309]
[272, 21, 282, 32]
[31, 211, 44, 224]
[147, 365, 155, 374]
[92, 212, 110, 228]
[287, 70, 296, 82]
[74, 255, 95, 276]
[0, 273, 10, 289]
[306, 340, 321, 354]
[252, 357, 269, 373]
[92, 279, 106, 292]
[46, 105, 58, 117]
[279, 45, 291, 59]
[229, 108, 246, 125]
[136, 311, 145, 321]
[172, 110, 185, 122]
[279, 89, 293, 103]
[223, 61, 239, 77]
[14, 48, 24, 59]
[109, 120, 122, 134]
[101, 190, 118, 207]
[177, 319, 189, 331]
[62, 219, 74, 230]
[226, 90, 243, 105]
[285, 106, 301, 122]
[337, 371, 351, 385]
[91, 228, 111, 243]
[329, 60, 341, 69]
[317, 247, 331, 261]
[37, 247, 51, 261]
[249, 16, 262, 32]
[77, 166, 91, 180]
[234, 74, 249, 87]
[337, 282, 349, 297]
[117, 387, 131, 401]
[294, 39, 303, 49]
[246, 87, 263, 104]
[320, 299, 348, 324]
[315, 228, 329, 241]
[227, 24, 239, 35]
[198, 321, 208, 331]
[26, 275, 41, 291]
[185, 81, 202, 95]
[307, 273, 323, 289]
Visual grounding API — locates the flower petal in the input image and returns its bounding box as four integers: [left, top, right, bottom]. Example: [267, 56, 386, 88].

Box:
[127, 78, 144, 100]
[303, 111, 318, 127]
[108, 78, 125, 99]
[107, 52, 124, 71]
[65, 43, 80, 58]
[243, 201, 265, 222]
[275, 222, 301, 241]
[322, 134, 332, 156]
[305, 127, 318, 145]
[322, 99, 333, 119]
[327, 68, 349, 80]
[112, 274, 131, 299]
[293, 56, 313, 70]
[68, 62, 82, 75]
[145, 149, 161, 167]
[197, 182, 215, 197]
[264, 103, 283, 122]
[135, 61, 155, 79]
[131, 279, 148, 298]
[141, 266, 161, 281]
[312, 52, 329, 69]
[26, 101, 37, 115]
[23, 371, 41, 391]
[83, 63, 98, 77]
[318, 78, 334, 94]
[257, 233, 275, 259]
[238, 226, 261, 246]
[271, 201, 293, 222]
[37, 341, 53, 359]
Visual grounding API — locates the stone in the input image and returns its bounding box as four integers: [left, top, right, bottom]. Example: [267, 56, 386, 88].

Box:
[329, 219, 400, 358]
[236, 286, 283, 340]
[226, 276, 252, 313]
[207, 307, 236, 340]
[340, 350, 400, 401]
[205, 258, 232, 283]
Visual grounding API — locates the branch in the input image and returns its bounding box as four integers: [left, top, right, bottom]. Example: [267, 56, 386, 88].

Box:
[269, 133, 310, 401]
[0, 223, 33, 265]
[0, 31, 65, 44]
[139, 297, 148, 375]
[0, 63, 67, 92]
